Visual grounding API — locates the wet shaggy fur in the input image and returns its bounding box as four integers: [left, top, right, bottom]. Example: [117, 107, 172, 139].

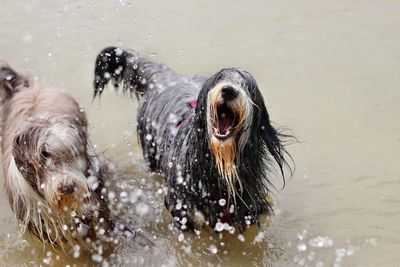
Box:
[0, 60, 131, 253]
[93, 47, 292, 231]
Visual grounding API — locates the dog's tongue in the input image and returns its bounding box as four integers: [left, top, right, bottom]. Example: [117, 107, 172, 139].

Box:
[218, 112, 234, 134]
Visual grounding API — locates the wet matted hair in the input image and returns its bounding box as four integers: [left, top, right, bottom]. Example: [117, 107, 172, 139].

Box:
[0, 60, 133, 254]
[93, 47, 293, 231]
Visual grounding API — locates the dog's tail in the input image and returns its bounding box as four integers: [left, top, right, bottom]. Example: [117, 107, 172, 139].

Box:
[93, 47, 135, 98]
[93, 46, 175, 99]
[0, 60, 30, 101]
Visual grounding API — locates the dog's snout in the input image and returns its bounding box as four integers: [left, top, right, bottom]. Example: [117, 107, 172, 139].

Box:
[221, 85, 238, 100]
[58, 183, 75, 195]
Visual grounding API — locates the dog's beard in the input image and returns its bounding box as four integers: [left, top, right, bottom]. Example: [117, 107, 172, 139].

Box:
[207, 84, 253, 203]
[210, 136, 239, 200]
[8, 159, 98, 249]
[9, 160, 102, 251]
[44, 167, 92, 213]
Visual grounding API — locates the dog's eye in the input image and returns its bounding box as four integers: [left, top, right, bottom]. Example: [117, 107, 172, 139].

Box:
[41, 151, 50, 159]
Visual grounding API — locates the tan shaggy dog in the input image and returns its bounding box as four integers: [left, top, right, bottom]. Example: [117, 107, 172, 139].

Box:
[0, 60, 131, 255]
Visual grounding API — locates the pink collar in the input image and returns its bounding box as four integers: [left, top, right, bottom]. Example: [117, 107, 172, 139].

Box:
[188, 100, 197, 109]
[176, 100, 198, 128]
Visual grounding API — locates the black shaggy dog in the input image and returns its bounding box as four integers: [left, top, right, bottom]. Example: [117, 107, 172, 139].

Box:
[93, 47, 292, 231]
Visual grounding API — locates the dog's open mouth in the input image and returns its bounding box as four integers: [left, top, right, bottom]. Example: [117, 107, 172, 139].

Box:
[214, 104, 237, 140]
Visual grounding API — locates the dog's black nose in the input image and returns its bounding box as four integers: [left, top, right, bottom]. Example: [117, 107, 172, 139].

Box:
[221, 85, 238, 100]
[58, 183, 75, 195]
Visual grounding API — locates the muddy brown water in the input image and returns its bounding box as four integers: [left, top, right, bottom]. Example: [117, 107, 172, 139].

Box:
[0, 0, 399, 266]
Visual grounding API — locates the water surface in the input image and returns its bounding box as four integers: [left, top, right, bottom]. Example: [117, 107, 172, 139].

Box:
[0, 0, 399, 266]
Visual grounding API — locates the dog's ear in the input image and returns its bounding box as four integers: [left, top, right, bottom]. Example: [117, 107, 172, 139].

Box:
[0, 61, 29, 96]
[238, 69, 293, 180]
[257, 93, 294, 182]
[12, 123, 47, 191]
[260, 108, 284, 166]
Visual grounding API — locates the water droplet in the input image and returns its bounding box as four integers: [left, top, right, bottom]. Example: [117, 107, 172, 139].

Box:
[238, 234, 245, 242]
[229, 205, 235, 213]
[91, 254, 103, 262]
[87, 176, 99, 190]
[309, 236, 334, 248]
[178, 233, 184, 242]
[346, 246, 356, 256]
[175, 202, 182, 210]
[73, 245, 80, 258]
[108, 191, 116, 200]
[209, 244, 218, 254]
[177, 176, 183, 184]
[120, 191, 128, 203]
[364, 237, 377, 246]
[297, 229, 308, 240]
[297, 243, 307, 252]
[214, 222, 224, 232]
[181, 217, 187, 225]
[253, 231, 266, 243]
